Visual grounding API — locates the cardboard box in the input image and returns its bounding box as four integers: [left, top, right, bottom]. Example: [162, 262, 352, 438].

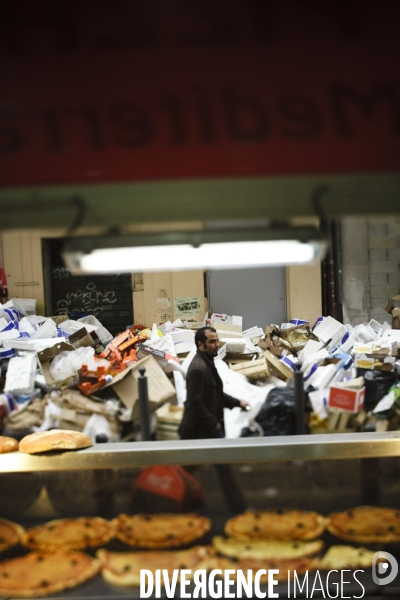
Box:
[257, 339, 282, 356]
[183, 318, 207, 330]
[305, 360, 341, 390]
[155, 402, 184, 425]
[77, 315, 113, 345]
[263, 349, 294, 381]
[328, 385, 365, 413]
[327, 411, 357, 433]
[5, 297, 37, 316]
[217, 331, 244, 340]
[39, 339, 130, 387]
[3, 338, 65, 352]
[30, 317, 57, 340]
[269, 345, 284, 357]
[68, 327, 95, 349]
[225, 339, 246, 354]
[386, 295, 400, 329]
[217, 342, 227, 361]
[137, 343, 180, 365]
[313, 316, 347, 347]
[230, 357, 270, 380]
[0, 328, 19, 341]
[49, 315, 69, 327]
[38, 341, 75, 386]
[58, 319, 97, 336]
[257, 339, 269, 351]
[169, 329, 195, 354]
[68, 327, 103, 350]
[112, 355, 176, 418]
[279, 324, 316, 353]
[4, 354, 37, 395]
[264, 324, 280, 339]
[393, 308, 400, 330]
[353, 341, 396, 356]
[298, 340, 324, 363]
[211, 313, 243, 339]
[211, 313, 243, 338]
[242, 326, 264, 339]
[261, 324, 306, 355]
[355, 352, 395, 371]
[353, 345, 390, 357]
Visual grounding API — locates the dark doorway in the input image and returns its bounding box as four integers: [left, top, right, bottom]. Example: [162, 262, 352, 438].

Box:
[42, 239, 133, 336]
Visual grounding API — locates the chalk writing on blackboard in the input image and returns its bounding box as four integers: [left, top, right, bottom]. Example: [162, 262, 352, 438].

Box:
[52, 267, 71, 279]
[55, 282, 117, 316]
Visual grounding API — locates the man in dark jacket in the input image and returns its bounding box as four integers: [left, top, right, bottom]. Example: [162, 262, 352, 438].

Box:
[179, 326, 249, 439]
[179, 326, 249, 512]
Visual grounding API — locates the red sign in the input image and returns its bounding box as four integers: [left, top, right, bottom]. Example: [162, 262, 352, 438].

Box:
[328, 386, 365, 414]
[0, 0, 399, 186]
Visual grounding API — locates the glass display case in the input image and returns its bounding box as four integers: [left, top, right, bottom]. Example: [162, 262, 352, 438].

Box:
[1, 432, 400, 600]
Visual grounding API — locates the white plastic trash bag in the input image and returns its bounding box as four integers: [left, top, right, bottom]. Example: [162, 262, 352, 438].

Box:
[49, 347, 109, 382]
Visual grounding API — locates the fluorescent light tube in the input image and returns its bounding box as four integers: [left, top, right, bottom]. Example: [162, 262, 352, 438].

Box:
[68, 239, 326, 274]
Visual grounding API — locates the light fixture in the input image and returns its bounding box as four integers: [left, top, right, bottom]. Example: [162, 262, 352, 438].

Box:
[62, 228, 328, 274]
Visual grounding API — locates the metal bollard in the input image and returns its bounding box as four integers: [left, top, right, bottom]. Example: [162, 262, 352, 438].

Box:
[137, 367, 151, 441]
[294, 363, 305, 435]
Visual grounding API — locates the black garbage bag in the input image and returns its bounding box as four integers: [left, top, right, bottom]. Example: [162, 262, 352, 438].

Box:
[254, 387, 296, 436]
[359, 369, 397, 411]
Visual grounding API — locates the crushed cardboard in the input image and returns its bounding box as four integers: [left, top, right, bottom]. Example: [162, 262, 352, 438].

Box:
[260, 324, 317, 356]
[263, 349, 294, 381]
[38, 342, 76, 386]
[230, 357, 270, 380]
[68, 327, 100, 349]
[112, 355, 176, 418]
[386, 295, 400, 329]
[155, 402, 184, 425]
[52, 389, 120, 437]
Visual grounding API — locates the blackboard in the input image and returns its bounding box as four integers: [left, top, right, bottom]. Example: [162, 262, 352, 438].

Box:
[44, 239, 133, 337]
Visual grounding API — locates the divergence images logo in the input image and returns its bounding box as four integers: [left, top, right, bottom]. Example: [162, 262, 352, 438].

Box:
[372, 552, 398, 586]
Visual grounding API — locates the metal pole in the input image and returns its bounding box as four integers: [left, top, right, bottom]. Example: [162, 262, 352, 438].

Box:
[137, 367, 151, 441]
[294, 363, 305, 435]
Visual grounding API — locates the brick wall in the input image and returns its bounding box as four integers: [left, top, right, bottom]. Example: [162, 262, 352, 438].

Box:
[368, 216, 400, 324]
[342, 216, 400, 326]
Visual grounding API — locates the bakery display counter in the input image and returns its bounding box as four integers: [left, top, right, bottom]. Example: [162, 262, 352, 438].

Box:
[2, 431, 400, 473]
[2, 435, 400, 599]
